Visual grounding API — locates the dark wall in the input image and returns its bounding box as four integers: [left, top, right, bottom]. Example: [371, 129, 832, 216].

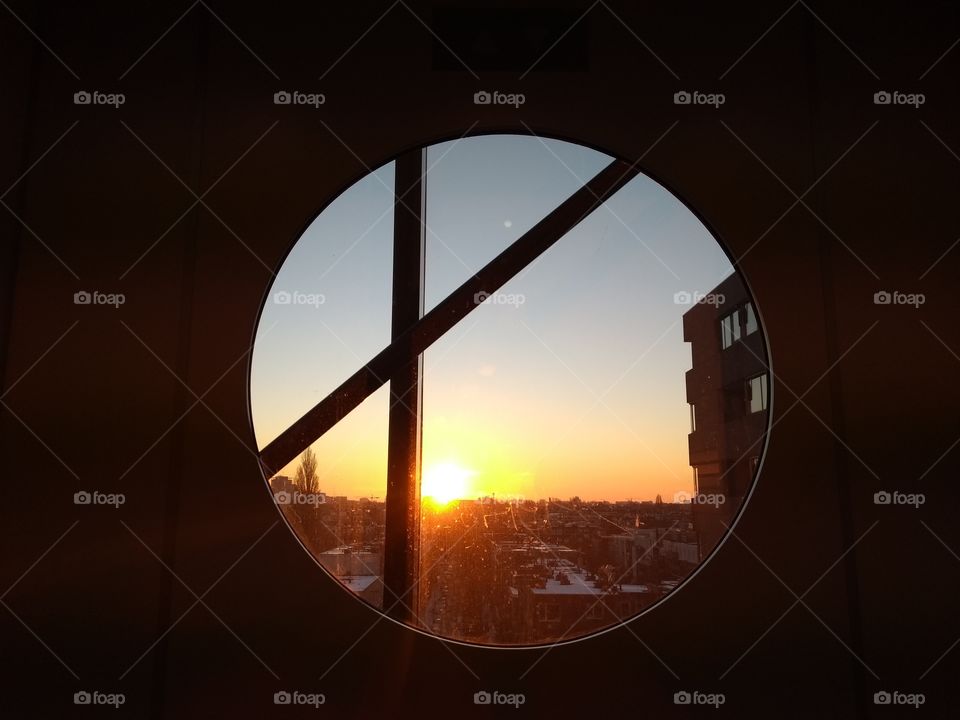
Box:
[1, 1, 958, 718]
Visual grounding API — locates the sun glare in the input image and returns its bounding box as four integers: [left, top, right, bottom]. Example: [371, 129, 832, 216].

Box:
[421, 462, 475, 506]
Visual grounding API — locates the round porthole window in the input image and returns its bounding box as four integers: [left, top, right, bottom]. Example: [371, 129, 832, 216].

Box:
[249, 133, 770, 646]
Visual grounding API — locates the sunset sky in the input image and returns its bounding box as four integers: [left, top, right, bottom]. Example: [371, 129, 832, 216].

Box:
[250, 135, 735, 502]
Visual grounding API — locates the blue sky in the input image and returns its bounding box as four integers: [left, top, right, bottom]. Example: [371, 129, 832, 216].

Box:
[250, 134, 735, 501]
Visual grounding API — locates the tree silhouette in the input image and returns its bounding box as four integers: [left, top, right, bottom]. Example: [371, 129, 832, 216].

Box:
[288, 446, 329, 554]
[295, 445, 319, 494]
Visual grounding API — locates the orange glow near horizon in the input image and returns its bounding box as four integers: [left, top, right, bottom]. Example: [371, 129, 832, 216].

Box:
[263, 396, 695, 504]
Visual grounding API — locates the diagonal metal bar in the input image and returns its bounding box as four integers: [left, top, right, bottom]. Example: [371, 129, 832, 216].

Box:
[259, 157, 639, 474]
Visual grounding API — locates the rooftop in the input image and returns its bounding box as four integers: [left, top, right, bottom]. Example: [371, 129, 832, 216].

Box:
[341, 575, 379, 593]
[530, 570, 650, 597]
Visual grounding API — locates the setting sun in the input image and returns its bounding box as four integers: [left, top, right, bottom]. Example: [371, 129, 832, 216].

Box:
[421, 462, 475, 505]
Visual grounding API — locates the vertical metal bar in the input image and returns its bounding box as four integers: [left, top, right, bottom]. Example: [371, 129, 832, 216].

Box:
[383, 149, 426, 621]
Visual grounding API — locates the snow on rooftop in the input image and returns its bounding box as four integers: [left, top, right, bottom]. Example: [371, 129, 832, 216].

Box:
[341, 575, 379, 593]
[531, 571, 650, 596]
[319, 546, 378, 556]
[532, 577, 601, 596]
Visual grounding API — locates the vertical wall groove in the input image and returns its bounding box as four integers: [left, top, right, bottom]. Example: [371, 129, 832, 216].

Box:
[148, 8, 211, 719]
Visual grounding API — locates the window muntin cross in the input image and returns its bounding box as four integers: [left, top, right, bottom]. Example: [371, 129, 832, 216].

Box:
[258, 149, 640, 620]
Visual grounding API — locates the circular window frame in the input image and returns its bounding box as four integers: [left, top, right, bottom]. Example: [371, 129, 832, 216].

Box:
[245, 129, 774, 650]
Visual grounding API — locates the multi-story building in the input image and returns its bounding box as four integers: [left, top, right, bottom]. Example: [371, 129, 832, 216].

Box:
[683, 274, 769, 558]
[604, 529, 663, 582]
[270, 474, 295, 495]
[521, 559, 655, 643]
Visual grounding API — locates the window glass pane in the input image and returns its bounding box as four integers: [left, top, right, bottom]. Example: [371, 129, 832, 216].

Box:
[420, 137, 739, 644]
[269, 385, 390, 607]
[423, 136, 611, 312]
[745, 302, 758, 335]
[251, 134, 771, 648]
[250, 164, 394, 448]
[748, 374, 768, 414]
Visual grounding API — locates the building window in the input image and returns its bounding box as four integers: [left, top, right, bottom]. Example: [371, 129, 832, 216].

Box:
[721, 312, 733, 348]
[537, 603, 561, 623]
[744, 302, 758, 336]
[721, 309, 741, 349]
[747, 374, 768, 414]
[722, 303, 759, 348]
[689, 403, 696, 433]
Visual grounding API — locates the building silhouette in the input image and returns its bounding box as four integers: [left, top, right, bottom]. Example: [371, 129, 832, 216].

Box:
[683, 275, 769, 558]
